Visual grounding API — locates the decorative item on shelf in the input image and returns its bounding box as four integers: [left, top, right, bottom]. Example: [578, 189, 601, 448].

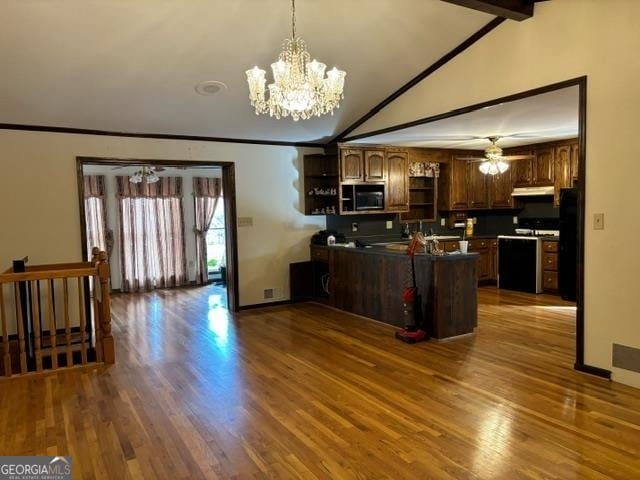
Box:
[245, 0, 346, 121]
[408, 161, 440, 177]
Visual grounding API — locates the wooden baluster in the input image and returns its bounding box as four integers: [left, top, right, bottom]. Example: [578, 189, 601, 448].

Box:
[92, 273, 103, 363]
[97, 251, 114, 363]
[14, 284, 27, 373]
[0, 284, 11, 377]
[47, 279, 58, 370]
[63, 278, 72, 367]
[30, 280, 43, 372]
[77, 277, 87, 364]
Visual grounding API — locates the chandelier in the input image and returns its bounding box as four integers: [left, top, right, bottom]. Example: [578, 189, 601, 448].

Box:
[129, 166, 159, 184]
[478, 138, 509, 175]
[245, 0, 346, 121]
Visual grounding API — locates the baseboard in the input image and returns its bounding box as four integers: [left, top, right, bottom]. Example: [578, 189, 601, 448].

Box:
[574, 363, 612, 380]
[239, 299, 293, 310]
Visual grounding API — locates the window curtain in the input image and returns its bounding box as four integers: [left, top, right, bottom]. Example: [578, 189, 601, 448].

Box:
[117, 176, 187, 293]
[193, 177, 222, 285]
[83, 175, 109, 260]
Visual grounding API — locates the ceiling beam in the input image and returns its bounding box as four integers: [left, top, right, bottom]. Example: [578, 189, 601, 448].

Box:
[441, 0, 537, 21]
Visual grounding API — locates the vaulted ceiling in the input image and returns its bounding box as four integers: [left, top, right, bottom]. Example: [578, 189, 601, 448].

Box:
[1, 1, 558, 147]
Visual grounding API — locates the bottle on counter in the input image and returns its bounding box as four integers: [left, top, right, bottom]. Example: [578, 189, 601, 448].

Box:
[465, 218, 474, 237]
[401, 223, 410, 239]
[327, 234, 336, 246]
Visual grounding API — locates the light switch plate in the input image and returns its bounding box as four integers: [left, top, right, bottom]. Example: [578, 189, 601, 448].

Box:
[352, 222, 358, 232]
[594, 213, 604, 230]
[386, 221, 393, 230]
[238, 217, 253, 227]
[441, 218, 446, 227]
[513, 216, 518, 225]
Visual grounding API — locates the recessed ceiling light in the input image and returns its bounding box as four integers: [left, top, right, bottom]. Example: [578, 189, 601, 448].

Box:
[195, 80, 227, 96]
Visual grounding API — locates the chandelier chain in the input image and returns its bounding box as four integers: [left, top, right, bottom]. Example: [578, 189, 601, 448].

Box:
[291, 0, 296, 39]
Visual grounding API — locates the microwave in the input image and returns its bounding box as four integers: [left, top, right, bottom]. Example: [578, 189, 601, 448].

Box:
[355, 189, 384, 210]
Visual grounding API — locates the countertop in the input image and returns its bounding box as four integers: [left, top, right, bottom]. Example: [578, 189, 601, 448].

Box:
[312, 243, 479, 260]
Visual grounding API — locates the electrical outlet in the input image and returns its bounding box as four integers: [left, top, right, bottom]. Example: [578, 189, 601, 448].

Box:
[473, 217, 477, 224]
[385, 220, 393, 230]
[593, 213, 605, 230]
[513, 216, 518, 225]
[238, 217, 253, 227]
[440, 218, 446, 227]
[352, 222, 358, 232]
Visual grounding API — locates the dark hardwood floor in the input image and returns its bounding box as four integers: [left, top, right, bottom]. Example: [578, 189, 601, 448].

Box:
[1, 286, 638, 479]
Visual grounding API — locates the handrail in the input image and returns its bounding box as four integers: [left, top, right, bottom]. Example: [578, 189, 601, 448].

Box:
[0, 249, 114, 378]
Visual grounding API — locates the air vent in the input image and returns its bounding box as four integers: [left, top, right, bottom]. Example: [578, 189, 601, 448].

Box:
[263, 288, 274, 299]
[612, 343, 640, 373]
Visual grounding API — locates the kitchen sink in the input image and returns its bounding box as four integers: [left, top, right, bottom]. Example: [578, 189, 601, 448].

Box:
[370, 235, 460, 246]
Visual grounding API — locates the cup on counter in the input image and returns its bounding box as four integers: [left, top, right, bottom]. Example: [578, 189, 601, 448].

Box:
[459, 240, 468, 254]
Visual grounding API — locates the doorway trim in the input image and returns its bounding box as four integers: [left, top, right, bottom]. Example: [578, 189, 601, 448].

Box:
[76, 157, 240, 313]
[342, 76, 608, 378]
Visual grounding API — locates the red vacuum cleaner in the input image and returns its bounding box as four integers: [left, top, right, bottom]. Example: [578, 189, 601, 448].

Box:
[395, 233, 428, 343]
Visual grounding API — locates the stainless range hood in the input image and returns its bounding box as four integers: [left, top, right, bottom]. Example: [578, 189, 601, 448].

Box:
[511, 186, 555, 197]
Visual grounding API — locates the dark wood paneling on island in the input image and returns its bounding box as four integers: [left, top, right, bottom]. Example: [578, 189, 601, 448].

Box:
[311, 245, 478, 340]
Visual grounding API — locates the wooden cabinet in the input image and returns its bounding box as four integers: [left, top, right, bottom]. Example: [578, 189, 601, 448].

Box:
[554, 144, 572, 207]
[341, 148, 385, 183]
[512, 153, 534, 187]
[384, 151, 409, 211]
[401, 176, 436, 222]
[303, 154, 339, 215]
[468, 239, 490, 282]
[340, 149, 364, 181]
[438, 157, 469, 211]
[467, 163, 489, 209]
[570, 141, 579, 184]
[364, 150, 386, 181]
[490, 170, 514, 208]
[542, 240, 559, 293]
[534, 147, 555, 185]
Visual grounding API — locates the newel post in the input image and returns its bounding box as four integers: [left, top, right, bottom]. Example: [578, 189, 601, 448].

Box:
[96, 251, 115, 364]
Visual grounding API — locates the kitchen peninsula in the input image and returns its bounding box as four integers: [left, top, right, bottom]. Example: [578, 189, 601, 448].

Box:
[310, 244, 478, 340]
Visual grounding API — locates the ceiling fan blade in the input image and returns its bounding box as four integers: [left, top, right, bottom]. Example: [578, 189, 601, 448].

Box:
[152, 166, 166, 172]
[503, 154, 535, 160]
[455, 156, 486, 161]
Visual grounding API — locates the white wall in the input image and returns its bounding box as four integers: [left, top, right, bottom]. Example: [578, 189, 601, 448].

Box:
[0, 131, 325, 307]
[353, 0, 640, 388]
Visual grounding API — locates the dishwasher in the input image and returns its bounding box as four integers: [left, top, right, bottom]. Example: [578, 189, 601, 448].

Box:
[497, 236, 542, 293]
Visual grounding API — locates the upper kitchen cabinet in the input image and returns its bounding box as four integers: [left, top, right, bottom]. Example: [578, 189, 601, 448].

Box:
[533, 147, 555, 185]
[570, 141, 579, 184]
[385, 151, 409, 212]
[467, 162, 489, 209]
[511, 150, 534, 187]
[438, 157, 469, 211]
[340, 149, 364, 181]
[554, 144, 572, 206]
[340, 148, 385, 183]
[364, 150, 386, 182]
[490, 169, 514, 208]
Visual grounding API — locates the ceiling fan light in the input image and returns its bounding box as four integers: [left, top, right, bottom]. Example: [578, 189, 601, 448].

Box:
[497, 161, 509, 174]
[478, 162, 490, 174]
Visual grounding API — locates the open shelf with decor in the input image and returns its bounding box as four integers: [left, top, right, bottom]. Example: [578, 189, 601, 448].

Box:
[400, 162, 439, 222]
[304, 154, 339, 215]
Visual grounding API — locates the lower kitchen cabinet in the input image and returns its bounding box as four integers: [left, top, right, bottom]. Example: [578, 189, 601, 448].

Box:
[468, 239, 490, 282]
[542, 240, 559, 293]
[489, 239, 497, 281]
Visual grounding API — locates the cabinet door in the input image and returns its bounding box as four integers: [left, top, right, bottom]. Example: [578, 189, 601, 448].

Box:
[570, 142, 579, 184]
[490, 169, 513, 208]
[512, 158, 533, 187]
[467, 162, 489, 209]
[553, 145, 572, 207]
[534, 147, 555, 185]
[448, 158, 469, 210]
[364, 150, 385, 182]
[385, 151, 409, 212]
[340, 149, 364, 182]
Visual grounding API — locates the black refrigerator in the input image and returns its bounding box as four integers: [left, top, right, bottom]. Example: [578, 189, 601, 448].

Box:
[559, 188, 578, 301]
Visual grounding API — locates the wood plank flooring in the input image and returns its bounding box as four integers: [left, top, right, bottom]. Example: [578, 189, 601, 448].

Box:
[1, 286, 639, 479]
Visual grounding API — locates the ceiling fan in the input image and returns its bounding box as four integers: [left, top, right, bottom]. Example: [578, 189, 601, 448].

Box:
[456, 136, 534, 175]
